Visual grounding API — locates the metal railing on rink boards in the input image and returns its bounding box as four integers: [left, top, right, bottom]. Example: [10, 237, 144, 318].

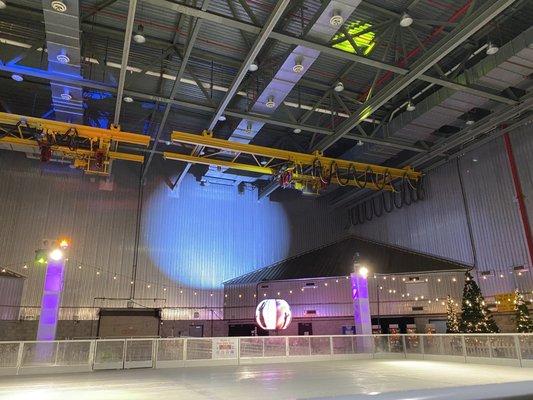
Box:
[0, 334, 531, 375]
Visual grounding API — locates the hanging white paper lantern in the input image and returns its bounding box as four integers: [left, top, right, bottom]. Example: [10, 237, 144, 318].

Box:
[255, 299, 292, 330]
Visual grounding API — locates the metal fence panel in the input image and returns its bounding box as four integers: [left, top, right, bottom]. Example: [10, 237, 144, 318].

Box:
[157, 339, 184, 362]
[186, 339, 212, 360]
[0, 343, 20, 368]
[264, 337, 286, 357]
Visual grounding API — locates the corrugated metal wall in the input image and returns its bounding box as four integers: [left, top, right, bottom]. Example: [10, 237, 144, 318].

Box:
[0, 276, 24, 320]
[0, 152, 346, 320]
[352, 127, 533, 297]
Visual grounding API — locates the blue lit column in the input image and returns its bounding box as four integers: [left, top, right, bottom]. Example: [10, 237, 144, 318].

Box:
[37, 248, 66, 341]
[351, 268, 371, 335]
[351, 267, 372, 352]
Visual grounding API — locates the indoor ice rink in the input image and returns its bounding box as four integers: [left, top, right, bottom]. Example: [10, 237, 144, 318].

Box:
[0, 0, 533, 398]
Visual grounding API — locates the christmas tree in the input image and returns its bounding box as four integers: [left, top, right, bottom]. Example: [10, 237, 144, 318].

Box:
[514, 289, 533, 333]
[446, 295, 460, 333]
[459, 271, 499, 333]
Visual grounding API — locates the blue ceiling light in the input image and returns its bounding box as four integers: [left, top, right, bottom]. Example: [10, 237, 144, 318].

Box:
[11, 74, 23, 82]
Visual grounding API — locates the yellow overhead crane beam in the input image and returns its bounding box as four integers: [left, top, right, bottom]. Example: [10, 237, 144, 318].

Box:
[0, 113, 150, 146]
[0, 112, 148, 175]
[165, 130, 421, 193]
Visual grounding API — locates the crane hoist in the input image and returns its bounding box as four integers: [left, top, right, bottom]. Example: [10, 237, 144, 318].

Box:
[0, 112, 149, 175]
[164, 130, 421, 194]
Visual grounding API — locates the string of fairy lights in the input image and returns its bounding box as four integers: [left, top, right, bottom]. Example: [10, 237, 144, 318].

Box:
[0, 259, 531, 306]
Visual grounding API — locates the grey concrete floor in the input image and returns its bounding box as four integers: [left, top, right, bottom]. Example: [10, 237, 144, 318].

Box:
[0, 359, 532, 400]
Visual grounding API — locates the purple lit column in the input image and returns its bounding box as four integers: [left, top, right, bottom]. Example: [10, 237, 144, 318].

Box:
[351, 270, 372, 353]
[36, 258, 66, 341]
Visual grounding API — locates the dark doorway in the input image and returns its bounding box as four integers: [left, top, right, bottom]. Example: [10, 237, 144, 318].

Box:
[188, 324, 204, 337]
[97, 308, 160, 338]
[228, 324, 268, 336]
[298, 322, 313, 335]
[371, 317, 415, 334]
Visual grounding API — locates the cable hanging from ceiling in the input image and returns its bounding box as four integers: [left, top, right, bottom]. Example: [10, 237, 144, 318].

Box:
[347, 174, 426, 226]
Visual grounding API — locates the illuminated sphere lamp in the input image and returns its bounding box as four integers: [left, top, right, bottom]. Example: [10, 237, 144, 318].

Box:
[49, 248, 64, 261]
[334, 81, 344, 92]
[399, 13, 413, 28]
[486, 42, 499, 55]
[59, 239, 70, 249]
[248, 61, 259, 72]
[358, 266, 369, 278]
[255, 299, 292, 330]
[133, 24, 146, 44]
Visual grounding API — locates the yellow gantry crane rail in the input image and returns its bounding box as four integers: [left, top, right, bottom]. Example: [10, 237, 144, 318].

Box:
[165, 130, 421, 193]
[0, 112, 150, 146]
[0, 112, 148, 175]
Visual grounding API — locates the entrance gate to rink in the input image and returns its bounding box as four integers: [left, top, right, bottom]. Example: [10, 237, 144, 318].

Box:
[0, 334, 532, 376]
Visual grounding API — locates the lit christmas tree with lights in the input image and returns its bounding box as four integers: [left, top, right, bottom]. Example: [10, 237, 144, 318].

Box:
[446, 295, 460, 333]
[459, 271, 499, 333]
[514, 289, 533, 333]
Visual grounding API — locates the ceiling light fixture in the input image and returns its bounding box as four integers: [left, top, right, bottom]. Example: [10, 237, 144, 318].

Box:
[123, 96, 133, 103]
[218, 114, 226, 122]
[56, 54, 70, 64]
[51, 1, 67, 12]
[293, 128, 302, 134]
[399, 12, 413, 28]
[329, 10, 343, 27]
[334, 81, 344, 92]
[11, 74, 23, 82]
[406, 100, 416, 112]
[486, 42, 499, 55]
[265, 96, 276, 109]
[60, 92, 72, 101]
[248, 61, 258, 72]
[133, 24, 146, 44]
[292, 57, 304, 73]
[465, 118, 475, 126]
[356, 140, 364, 146]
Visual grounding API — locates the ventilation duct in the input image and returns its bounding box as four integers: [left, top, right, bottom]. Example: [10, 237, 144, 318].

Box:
[204, 0, 361, 183]
[42, 0, 84, 123]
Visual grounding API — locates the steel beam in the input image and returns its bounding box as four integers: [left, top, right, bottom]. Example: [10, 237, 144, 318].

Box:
[260, 0, 517, 201]
[2, 2, 515, 107]
[169, 0, 290, 190]
[0, 64, 426, 153]
[207, 0, 291, 129]
[141, 0, 212, 180]
[314, 0, 517, 152]
[113, 0, 138, 126]
[138, 0, 515, 107]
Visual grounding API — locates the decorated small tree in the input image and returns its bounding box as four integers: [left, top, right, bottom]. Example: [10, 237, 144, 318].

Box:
[446, 295, 460, 333]
[459, 271, 499, 333]
[514, 289, 533, 333]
